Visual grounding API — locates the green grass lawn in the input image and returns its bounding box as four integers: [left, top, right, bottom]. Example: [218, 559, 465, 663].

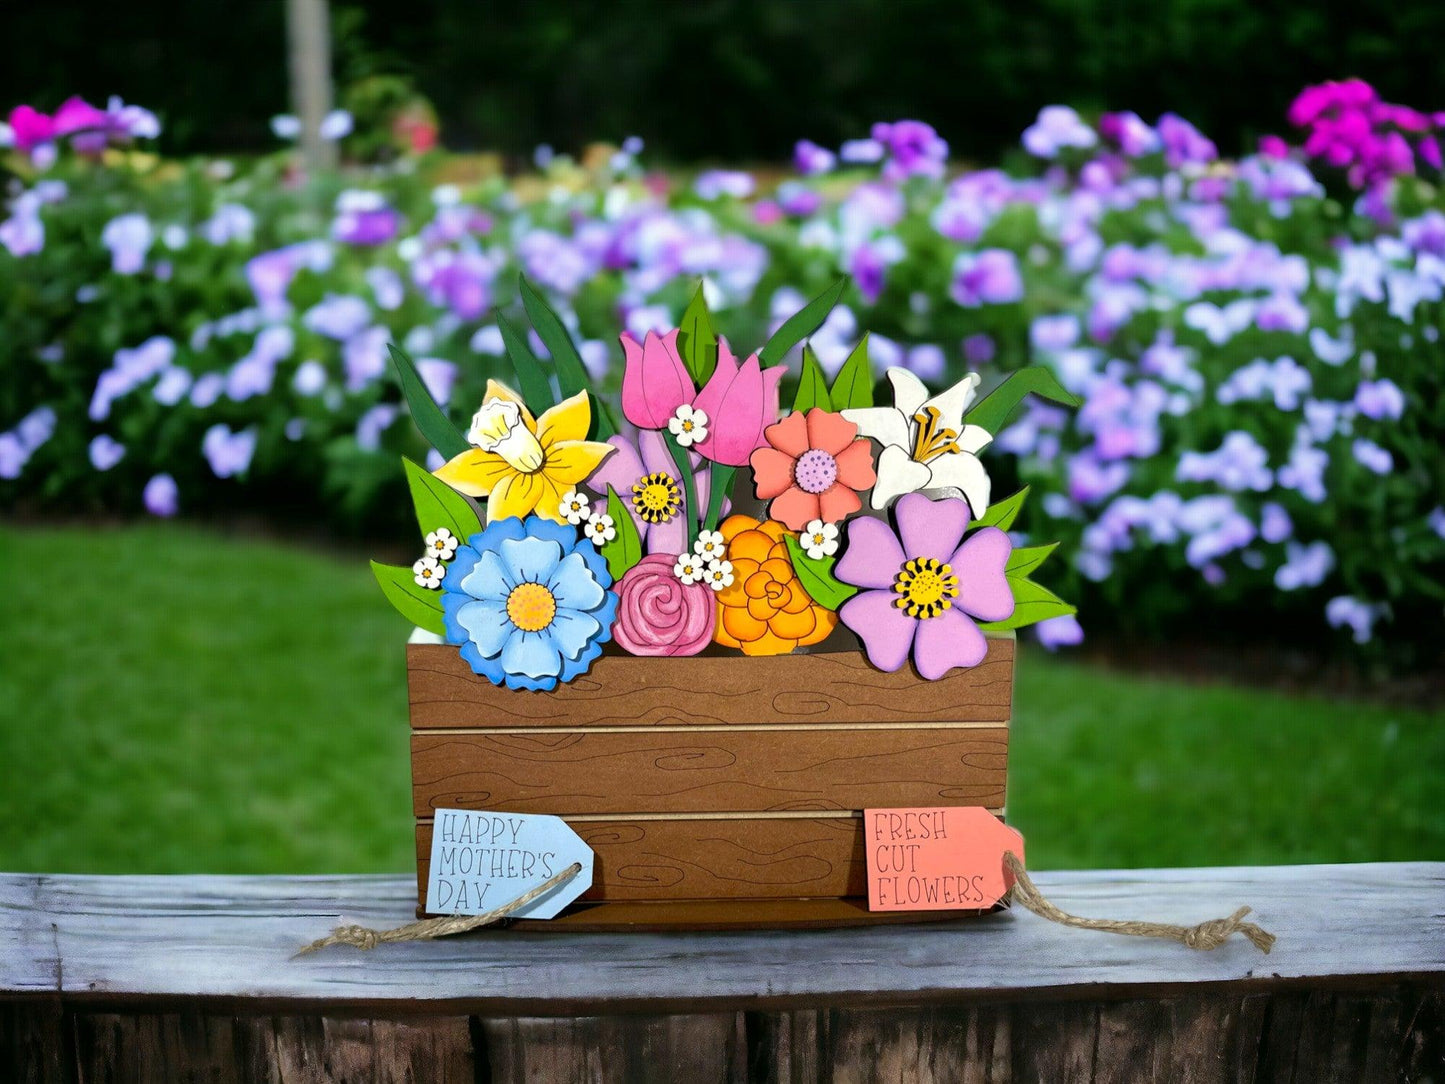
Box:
[1, 522, 1441, 874]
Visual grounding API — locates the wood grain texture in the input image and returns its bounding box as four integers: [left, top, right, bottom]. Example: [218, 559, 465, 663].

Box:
[407, 639, 1015, 728]
[3, 989, 1440, 1082]
[411, 727, 1008, 816]
[3, 865, 1441, 1012]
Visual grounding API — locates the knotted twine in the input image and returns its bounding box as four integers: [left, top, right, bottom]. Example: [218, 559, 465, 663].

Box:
[294, 862, 583, 956]
[1003, 852, 1275, 952]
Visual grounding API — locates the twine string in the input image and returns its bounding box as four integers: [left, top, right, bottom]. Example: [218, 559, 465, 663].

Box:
[1003, 852, 1275, 953]
[294, 862, 583, 956]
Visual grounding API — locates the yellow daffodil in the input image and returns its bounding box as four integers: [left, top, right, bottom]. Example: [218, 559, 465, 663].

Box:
[434, 381, 613, 523]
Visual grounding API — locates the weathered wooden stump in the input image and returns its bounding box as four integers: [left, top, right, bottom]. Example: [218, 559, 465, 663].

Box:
[2, 863, 1442, 1081]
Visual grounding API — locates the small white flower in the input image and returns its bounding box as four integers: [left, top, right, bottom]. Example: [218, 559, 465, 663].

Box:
[583, 512, 617, 546]
[694, 529, 726, 561]
[674, 552, 705, 585]
[668, 404, 709, 447]
[801, 519, 840, 560]
[413, 556, 446, 589]
[559, 488, 591, 525]
[424, 527, 459, 561]
[703, 558, 735, 591]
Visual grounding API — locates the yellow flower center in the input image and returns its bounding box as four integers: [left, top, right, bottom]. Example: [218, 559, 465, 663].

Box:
[506, 582, 557, 632]
[631, 472, 681, 524]
[911, 406, 963, 463]
[893, 557, 959, 619]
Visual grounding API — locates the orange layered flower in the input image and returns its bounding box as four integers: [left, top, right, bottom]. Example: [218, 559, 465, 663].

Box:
[714, 515, 837, 656]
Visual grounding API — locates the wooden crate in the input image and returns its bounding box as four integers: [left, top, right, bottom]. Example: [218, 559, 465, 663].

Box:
[407, 633, 1015, 929]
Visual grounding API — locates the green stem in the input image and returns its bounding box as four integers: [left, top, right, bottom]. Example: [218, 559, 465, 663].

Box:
[663, 431, 701, 553]
[703, 464, 736, 535]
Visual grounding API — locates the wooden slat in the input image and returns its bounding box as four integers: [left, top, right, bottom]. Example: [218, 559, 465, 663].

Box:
[2, 865, 1441, 1012]
[406, 638, 1014, 728]
[411, 727, 1008, 816]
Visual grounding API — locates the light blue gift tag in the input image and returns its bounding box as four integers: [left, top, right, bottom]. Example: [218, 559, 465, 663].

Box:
[425, 809, 594, 919]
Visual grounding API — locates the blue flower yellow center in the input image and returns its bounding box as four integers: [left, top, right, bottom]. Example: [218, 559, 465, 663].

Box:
[506, 582, 557, 632]
[632, 472, 681, 524]
[893, 557, 959, 619]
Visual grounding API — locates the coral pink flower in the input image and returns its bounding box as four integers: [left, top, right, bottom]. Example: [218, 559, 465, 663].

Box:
[692, 340, 784, 466]
[750, 408, 877, 529]
[621, 329, 694, 430]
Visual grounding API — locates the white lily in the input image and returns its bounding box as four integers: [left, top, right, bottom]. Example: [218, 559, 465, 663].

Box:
[841, 367, 994, 515]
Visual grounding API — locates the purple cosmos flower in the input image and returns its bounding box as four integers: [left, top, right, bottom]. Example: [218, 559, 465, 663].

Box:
[905, 344, 946, 381]
[1326, 595, 1381, 644]
[200, 204, 256, 246]
[356, 404, 399, 452]
[101, 213, 153, 274]
[1022, 106, 1097, 158]
[343, 326, 390, 392]
[143, 474, 179, 517]
[694, 170, 755, 200]
[1036, 614, 1084, 651]
[202, 424, 258, 478]
[1278, 442, 1330, 503]
[839, 137, 884, 164]
[1176, 431, 1273, 492]
[962, 334, 996, 365]
[950, 249, 1024, 307]
[292, 360, 327, 397]
[1031, 314, 1081, 353]
[871, 120, 948, 180]
[416, 358, 458, 407]
[1260, 502, 1294, 544]
[88, 435, 126, 471]
[1354, 378, 1406, 421]
[1402, 210, 1445, 256]
[793, 139, 836, 175]
[1099, 112, 1160, 157]
[1275, 541, 1335, 590]
[850, 237, 903, 304]
[1352, 438, 1393, 475]
[1156, 113, 1217, 168]
[332, 190, 400, 246]
[189, 373, 224, 409]
[303, 294, 371, 341]
[0, 434, 24, 479]
[584, 429, 717, 557]
[0, 193, 45, 257]
[836, 493, 1014, 679]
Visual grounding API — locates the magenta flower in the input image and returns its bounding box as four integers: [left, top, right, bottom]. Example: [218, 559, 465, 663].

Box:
[7, 106, 56, 153]
[585, 429, 717, 555]
[621, 329, 694, 430]
[835, 493, 1014, 680]
[690, 340, 784, 466]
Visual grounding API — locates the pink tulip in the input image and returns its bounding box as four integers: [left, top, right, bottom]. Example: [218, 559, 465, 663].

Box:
[8, 106, 56, 153]
[691, 340, 784, 466]
[620, 329, 695, 430]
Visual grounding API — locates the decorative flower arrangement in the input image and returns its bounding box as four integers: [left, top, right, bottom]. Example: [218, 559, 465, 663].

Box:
[374, 279, 1081, 689]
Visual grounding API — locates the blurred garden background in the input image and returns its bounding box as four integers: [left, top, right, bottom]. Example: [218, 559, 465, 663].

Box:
[1, 0, 1442, 877]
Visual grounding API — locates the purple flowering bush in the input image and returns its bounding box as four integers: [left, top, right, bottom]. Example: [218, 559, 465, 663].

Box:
[2, 84, 1442, 653]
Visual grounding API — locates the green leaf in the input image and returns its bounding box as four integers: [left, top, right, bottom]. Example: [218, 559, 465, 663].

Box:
[519, 274, 616, 438]
[600, 485, 643, 579]
[677, 283, 719, 385]
[964, 367, 1083, 436]
[1006, 542, 1058, 578]
[403, 458, 483, 543]
[979, 576, 1076, 632]
[830, 335, 874, 410]
[371, 560, 447, 635]
[759, 278, 847, 368]
[784, 534, 858, 611]
[496, 312, 554, 416]
[793, 346, 834, 413]
[388, 344, 469, 459]
[974, 486, 1030, 531]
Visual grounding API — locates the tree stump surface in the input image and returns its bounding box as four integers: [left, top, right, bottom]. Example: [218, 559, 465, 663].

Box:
[2, 862, 1441, 1081]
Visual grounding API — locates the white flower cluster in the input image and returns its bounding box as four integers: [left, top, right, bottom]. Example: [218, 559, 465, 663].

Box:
[413, 526, 458, 589]
[675, 529, 733, 591]
[560, 488, 617, 547]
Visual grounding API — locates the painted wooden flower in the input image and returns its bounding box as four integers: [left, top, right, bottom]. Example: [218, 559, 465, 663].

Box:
[433, 380, 613, 524]
[713, 515, 837, 656]
[585, 428, 717, 556]
[749, 408, 877, 529]
[691, 340, 786, 466]
[834, 493, 1013, 679]
[612, 553, 716, 656]
[841, 368, 993, 515]
[441, 516, 618, 691]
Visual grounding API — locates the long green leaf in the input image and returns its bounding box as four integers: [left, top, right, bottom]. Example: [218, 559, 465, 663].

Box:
[403, 457, 483, 542]
[677, 283, 719, 385]
[830, 334, 874, 410]
[783, 534, 857, 610]
[965, 368, 1083, 435]
[793, 346, 833, 413]
[496, 312, 554, 415]
[519, 274, 615, 438]
[388, 344, 469, 459]
[1006, 541, 1058, 578]
[371, 560, 447, 635]
[974, 486, 1030, 531]
[599, 485, 643, 579]
[979, 576, 1076, 631]
[759, 278, 847, 368]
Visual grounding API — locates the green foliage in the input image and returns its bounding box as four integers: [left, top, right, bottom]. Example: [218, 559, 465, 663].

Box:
[1006, 542, 1059, 578]
[975, 487, 1030, 532]
[965, 368, 1082, 435]
[759, 278, 846, 368]
[389, 344, 469, 459]
[677, 284, 719, 385]
[784, 534, 858, 610]
[496, 312, 554, 415]
[979, 576, 1077, 631]
[599, 485, 643, 579]
[830, 336, 874, 410]
[519, 274, 616, 438]
[792, 346, 833, 413]
[401, 457, 482, 541]
[370, 560, 446, 635]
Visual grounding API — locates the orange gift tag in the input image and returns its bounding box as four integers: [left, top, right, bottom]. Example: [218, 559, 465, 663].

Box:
[864, 806, 1026, 912]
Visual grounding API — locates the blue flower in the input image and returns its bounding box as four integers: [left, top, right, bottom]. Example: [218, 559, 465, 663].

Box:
[441, 515, 617, 692]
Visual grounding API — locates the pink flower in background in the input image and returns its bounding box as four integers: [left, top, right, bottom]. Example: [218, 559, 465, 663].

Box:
[610, 554, 716, 656]
[7, 105, 55, 153]
[690, 340, 784, 466]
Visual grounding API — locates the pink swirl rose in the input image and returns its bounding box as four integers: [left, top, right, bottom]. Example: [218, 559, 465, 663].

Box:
[612, 554, 715, 656]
